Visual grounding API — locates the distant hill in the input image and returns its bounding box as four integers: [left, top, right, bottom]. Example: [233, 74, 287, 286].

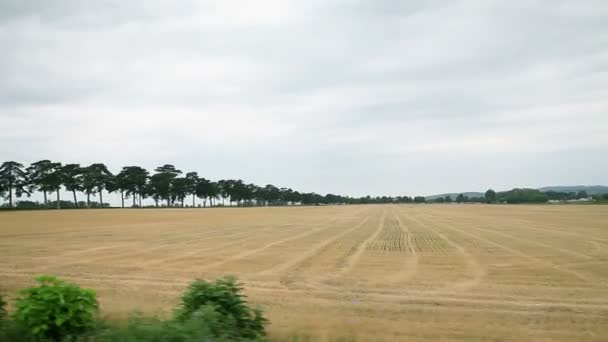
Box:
[538, 185, 608, 195]
[426, 192, 484, 200]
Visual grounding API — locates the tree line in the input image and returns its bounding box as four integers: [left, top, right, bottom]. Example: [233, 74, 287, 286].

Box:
[0, 160, 427, 209]
[432, 188, 604, 204]
[430, 189, 553, 204]
[3, 161, 605, 209]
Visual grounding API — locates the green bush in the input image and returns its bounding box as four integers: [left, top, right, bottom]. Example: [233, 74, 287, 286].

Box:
[2, 276, 266, 341]
[0, 320, 32, 342]
[13, 275, 98, 341]
[0, 294, 6, 322]
[96, 311, 235, 342]
[175, 276, 267, 340]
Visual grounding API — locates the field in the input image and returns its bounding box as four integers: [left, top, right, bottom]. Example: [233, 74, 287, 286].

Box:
[1, 205, 608, 341]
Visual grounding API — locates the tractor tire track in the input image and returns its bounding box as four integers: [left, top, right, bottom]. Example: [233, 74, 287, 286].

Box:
[466, 224, 593, 261]
[260, 216, 372, 285]
[391, 212, 419, 282]
[192, 218, 344, 272]
[334, 210, 386, 276]
[407, 214, 485, 291]
[418, 215, 605, 287]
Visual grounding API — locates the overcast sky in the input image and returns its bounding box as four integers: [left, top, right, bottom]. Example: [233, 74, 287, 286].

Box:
[1, 0, 607, 199]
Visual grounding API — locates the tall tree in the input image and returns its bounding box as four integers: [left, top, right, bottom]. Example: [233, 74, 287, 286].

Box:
[0, 180, 6, 201]
[93, 164, 112, 207]
[118, 166, 149, 207]
[62, 164, 83, 207]
[104, 174, 123, 208]
[81, 164, 112, 207]
[244, 183, 257, 205]
[26, 160, 56, 205]
[185, 172, 199, 207]
[217, 179, 230, 206]
[151, 164, 182, 206]
[229, 180, 246, 206]
[288, 190, 302, 205]
[171, 177, 190, 207]
[143, 182, 160, 207]
[45, 162, 63, 209]
[81, 167, 96, 208]
[279, 188, 294, 205]
[262, 184, 280, 205]
[194, 177, 212, 207]
[0, 161, 29, 207]
[208, 181, 219, 207]
[113, 169, 129, 208]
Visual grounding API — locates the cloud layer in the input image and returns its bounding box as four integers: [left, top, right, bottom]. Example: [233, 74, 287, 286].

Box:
[1, 0, 607, 198]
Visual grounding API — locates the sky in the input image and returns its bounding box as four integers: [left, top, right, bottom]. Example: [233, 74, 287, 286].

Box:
[1, 0, 607, 202]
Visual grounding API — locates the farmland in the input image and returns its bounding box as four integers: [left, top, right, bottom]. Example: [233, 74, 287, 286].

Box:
[1, 205, 607, 341]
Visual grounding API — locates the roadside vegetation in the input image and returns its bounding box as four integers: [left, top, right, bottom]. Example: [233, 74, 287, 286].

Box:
[0, 276, 266, 342]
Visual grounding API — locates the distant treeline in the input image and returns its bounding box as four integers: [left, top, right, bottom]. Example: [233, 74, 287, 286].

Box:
[1, 160, 606, 209]
[428, 188, 607, 204]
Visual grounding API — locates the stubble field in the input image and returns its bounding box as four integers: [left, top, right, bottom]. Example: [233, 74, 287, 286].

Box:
[1, 205, 607, 341]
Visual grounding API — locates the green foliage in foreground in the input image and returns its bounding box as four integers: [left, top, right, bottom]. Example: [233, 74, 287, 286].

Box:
[96, 310, 265, 342]
[0, 294, 6, 324]
[13, 275, 99, 341]
[0, 276, 267, 342]
[175, 276, 267, 340]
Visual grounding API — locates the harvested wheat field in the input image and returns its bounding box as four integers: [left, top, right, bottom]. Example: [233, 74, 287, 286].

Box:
[1, 205, 608, 341]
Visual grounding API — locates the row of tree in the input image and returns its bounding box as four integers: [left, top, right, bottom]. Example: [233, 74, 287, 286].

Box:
[0, 160, 429, 209]
[4, 161, 604, 209]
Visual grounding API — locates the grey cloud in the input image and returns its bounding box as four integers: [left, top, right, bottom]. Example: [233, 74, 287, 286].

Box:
[0, 0, 607, 200]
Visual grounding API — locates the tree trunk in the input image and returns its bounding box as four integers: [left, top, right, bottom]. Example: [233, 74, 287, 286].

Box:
[192, 194, 195, 207]
[121, 191, 124, 208]
[72, 190, 77, 207]
[87, 193, 90, 208]
[43, 190, 47, 205]
[155, 198, 158, 207]
[56, 189, 61, 209]
[203, 198, 207, 208]
[8, 183, 13, 207]
[132, 193, 136, 207]
[182, 198, 185, 207]
[99, 190, 103, 207]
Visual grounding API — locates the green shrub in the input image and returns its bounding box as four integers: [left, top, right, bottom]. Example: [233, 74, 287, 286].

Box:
[0, 320, 32, 342]
[174, 276, 267, 340]
[13, 275, 98, 341]
[0, 294, 6, 322]
[95, 313, 213, 342]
